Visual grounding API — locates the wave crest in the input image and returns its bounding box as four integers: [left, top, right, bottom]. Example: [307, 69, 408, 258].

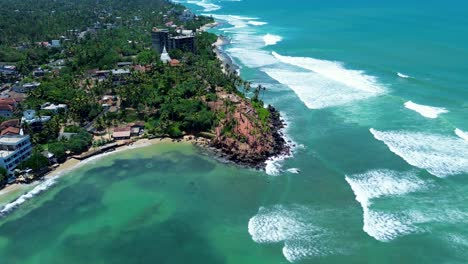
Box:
[370, 128, 468, 177]
[404, 101, 448, 119]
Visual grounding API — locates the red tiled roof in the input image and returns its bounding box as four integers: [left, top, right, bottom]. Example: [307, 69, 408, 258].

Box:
[170, 59, 181, 67]
[0, 119, 20, 130]
[0, 104, 14, 111]
[0, 98, 17, 105]
[1, 127, 20, 136]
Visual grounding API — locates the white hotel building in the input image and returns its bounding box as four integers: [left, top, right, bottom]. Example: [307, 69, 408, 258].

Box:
[0, 135, 33, 173]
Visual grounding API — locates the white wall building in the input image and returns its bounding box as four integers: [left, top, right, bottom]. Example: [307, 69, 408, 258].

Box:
[0, 135, 32, 173]
[21, 110, 51, 125]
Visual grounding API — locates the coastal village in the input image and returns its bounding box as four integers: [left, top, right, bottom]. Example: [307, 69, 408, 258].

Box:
[0, 1, 288, 191]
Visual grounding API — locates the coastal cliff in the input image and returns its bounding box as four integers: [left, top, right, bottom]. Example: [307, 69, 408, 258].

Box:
[205, 36, 290, 168]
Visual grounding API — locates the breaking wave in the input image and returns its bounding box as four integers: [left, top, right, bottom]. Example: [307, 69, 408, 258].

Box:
[187, 0, 221, 11]
[370, 128, 468, 177]
[263, 34, 282, 46]
[345, 170, 426, 241]
[272, 52, 386, 94]
[248, 20, 267, 26]
[261, 52, 386, 109]
[404, 101, 448, 119]
[397, 72, 410, 79]
[0, 177, 58, 216]
[264, 112, 300, 176]
[248, 205, 344, 262]
[455, 128, 468, 141]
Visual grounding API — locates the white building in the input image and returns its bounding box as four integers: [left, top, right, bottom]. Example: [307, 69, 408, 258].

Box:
[41, 102, 68, 113]
[21, 110, 51, 125]
[160, 46, 172, 64]
[0, 135, 32, 173]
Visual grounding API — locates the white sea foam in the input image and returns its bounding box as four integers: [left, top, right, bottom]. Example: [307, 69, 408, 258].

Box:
[227, 47, 277, 68]
[345, 170, 426, 241]
[287, 168, 301, 174]
[208, 14, 279, 68]
[265, 155, 286, 176]
[264, 112, 300, 176]
[262, 68, 380, 109]
[404, 101, 448, 119]
[397, 72, 410, 79]
[248, 21, 267, 26]
[370, 129, 468, 177]
[205, 14, 257, 29]
[248, 205, 338, 262]
[262, 53, 386, 109]
[455, 128, 468, 141]
[187, 0, 221, 11]
[0, 176, 57, 216]
[272, 52, 386, 94]
[263, 34, 282, 46]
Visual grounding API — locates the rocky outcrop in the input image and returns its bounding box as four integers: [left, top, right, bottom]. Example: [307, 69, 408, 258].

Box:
[207, 90, 289, 169]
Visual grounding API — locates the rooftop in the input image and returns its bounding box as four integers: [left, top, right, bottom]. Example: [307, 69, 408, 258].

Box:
[0, 135, 29, 145]
[112, 130, 131, 138]
[0, 150, 15, 158]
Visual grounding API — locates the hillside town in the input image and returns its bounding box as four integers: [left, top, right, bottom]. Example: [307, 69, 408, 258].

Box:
[0, 0, 287, 190]
[0, 4, 211, 186]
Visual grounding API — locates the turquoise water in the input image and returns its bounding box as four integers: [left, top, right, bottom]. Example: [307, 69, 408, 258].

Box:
[1, 0, 468, 263]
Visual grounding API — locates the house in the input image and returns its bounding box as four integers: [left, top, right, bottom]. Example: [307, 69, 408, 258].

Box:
[33, 68, 45, 78]
[58, 132, 77, 140]
[111, 69, 130, 85]
[96, 70, 110, 80]
[21, 110, 51, 125]
[41, 151, 57, 164]
[112, 127, 131, 140]
[170, 59, 181, 67]
[0, 135, 33, 174]
[117, 62, 132, 68]
[41, 102, 67, 113]
[1, 127, 20, 136]
[132, 65, 149, 73]
[179, 9, 195, 22]
[12, 82, 40, 93]
[37, 42, 51, 48]
[0, 104, 15, 118]
[51, 40, 61, 48]
[0, 99, 17, 118]
[129, 121, 145, 136]
[0, 119, 20, 131]
[0, 65, 18, 77]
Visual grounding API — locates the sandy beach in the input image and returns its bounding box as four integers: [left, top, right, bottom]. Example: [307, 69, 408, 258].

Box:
[0, 136, 209, 209]
[213, 36, 239, 75]
[200, 22, 219, 31]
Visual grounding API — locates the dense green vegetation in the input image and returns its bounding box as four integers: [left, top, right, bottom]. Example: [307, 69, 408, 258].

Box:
[1, 0, 274, 176]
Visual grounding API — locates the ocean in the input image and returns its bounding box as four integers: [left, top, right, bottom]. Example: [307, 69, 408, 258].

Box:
[1, 0, 468, 263]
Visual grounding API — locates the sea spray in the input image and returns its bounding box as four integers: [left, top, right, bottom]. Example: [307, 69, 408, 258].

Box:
[0, 176, 57, 216]
[248, 205, 342, 262]
[404, 101, 448, 119]
[455, 128, 468, 141]
[263, 34, 282, 46]
[370, 128, 468, 177]
[345, 170, 426, 241]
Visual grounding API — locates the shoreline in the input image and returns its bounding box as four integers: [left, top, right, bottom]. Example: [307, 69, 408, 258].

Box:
[213, 35, 240, 75]
[0, 19, 291, 215]
[0, 136, 207, 213]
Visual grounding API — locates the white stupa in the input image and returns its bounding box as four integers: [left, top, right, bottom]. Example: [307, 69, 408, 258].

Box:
[160, 46, 171, 64]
